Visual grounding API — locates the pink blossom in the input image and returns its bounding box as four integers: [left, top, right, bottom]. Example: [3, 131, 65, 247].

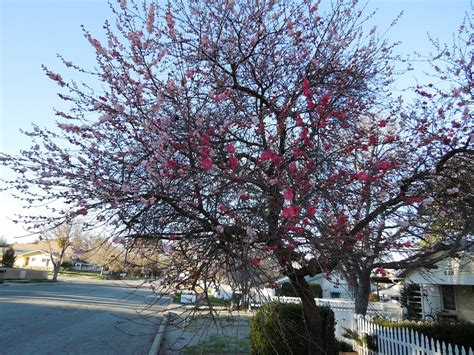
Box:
[384, 134, 396, 144]
[246, 227, 257, 241]
[272, 154, 282, 164]
[229, 155, 238, 171]
[202, 157, 212, 170]
[302, 79, 311, 97]
[216, 225, 224, 233]
[113, 236, 125, 244]
[219, 203, 227, 213]
[260, 150, 273, 161]
[201, 133, 210, 144]
[356, 171, 369, 181]
[307, 205, 316, 217]
[119, 0, 126, 9]
[282, 205, 299, 219]
[185, 69, 195, 78]
[447, 187, 459, 194]
[240, 193, 250, 201]
[374, 160, 393, 171]
[249, 257, 261, 266]
[86, 35, 106, 55]
[404, 197, 423, 205]
[337, 214, 347, 226]
[146, 4, 155, 34]
[46, 71, 65, 87]
[283, 188, 294, 201]
[227, 144, 235, 154]
[78, 208, 88, 216]
[166, 79, 176, 91]
[289, 162, 298, 173]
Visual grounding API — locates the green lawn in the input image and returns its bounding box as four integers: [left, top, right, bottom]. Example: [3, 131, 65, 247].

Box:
[184, 333, 251, 354]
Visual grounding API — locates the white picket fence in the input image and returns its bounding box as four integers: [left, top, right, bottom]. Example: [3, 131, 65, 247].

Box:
[270, 296, 403, 320]
[271, 296, 473, 355]
[352, 315, 474, 355]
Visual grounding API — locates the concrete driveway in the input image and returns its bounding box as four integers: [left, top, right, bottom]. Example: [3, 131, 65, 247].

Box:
[0, 278, 169, 355]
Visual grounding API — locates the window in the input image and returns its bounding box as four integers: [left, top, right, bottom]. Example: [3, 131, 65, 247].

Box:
[330, 292, 341, 299]
[31, 257, 36, 262]
[441, 285, 456, 311]
[41, 259, 48, 263]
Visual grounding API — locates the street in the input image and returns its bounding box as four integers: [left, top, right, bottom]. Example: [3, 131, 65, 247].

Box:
[0, 278, 169, 354]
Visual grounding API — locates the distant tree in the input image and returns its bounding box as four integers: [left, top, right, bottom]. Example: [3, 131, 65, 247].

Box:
[42, 223, 83, 281]
[2, 246, 16, 268]
[0, 236, 8, 257]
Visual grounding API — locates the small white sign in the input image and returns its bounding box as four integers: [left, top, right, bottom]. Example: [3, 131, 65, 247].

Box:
[180, 293, 196, 304]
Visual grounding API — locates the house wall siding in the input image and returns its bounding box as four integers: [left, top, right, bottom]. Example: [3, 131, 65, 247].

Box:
[421, 284, 442, 317]
[405, 255, 474, 285]
[456, 285, 474, 322]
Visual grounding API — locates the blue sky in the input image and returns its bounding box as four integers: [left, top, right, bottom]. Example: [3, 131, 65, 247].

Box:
[0, 0, 471, 242]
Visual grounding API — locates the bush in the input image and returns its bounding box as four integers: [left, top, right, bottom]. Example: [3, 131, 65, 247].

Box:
[335, 339, 354, 352]
[368, 293, 379, 302]
[309, 283, 323, 298]
[276, 282, 322, 298]
[250, 301, 336, 354]
[60, 261, 72, 270]
[275, 282, 298, 297]
[2, 246, 15, 268]
[372, 319, 474, 350]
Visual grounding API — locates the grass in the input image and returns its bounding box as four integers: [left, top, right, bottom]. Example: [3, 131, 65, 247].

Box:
[183, 333, 251, 354]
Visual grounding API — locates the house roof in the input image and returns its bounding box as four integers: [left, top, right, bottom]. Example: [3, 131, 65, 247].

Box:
[8, 242, 73, 257]
[16, 250, 51, 257]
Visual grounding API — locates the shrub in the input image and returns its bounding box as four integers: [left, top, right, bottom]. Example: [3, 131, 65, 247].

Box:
[309, 283, 323, 298]
[372, 319, 474, 350]
[275, 282, 298, 297]
[250, 301, 336, 354]
[343, 328, 378, 352]
[60, 261, 72, 270]
[2, 246, 15, 268]
[368, 293, 379, 302]
[276, 282, 322, 298]
[335, 339, 354, 352]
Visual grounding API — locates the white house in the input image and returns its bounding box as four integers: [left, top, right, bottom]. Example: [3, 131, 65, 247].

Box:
[403, 253, 474, 322]
[276, 271, 355, 299]
[7, 242, 73, 270]
[14, 250, 53, 269]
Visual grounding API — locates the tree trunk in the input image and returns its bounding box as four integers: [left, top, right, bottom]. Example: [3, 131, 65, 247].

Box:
[354, 272, 371, 315]
[288, 273, 335, 355]
[52, 264, 60, 282]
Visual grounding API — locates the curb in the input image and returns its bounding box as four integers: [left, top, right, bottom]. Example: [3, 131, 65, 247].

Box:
[148, 309, 171, 355]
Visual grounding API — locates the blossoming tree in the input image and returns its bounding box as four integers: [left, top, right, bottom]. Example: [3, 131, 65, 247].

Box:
[1, 0, 472, 353]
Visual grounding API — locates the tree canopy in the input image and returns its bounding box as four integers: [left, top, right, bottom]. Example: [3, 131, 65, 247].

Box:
[1, 1, 472, 353]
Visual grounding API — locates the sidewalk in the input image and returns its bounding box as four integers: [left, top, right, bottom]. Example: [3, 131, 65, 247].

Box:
[158, 308, 253, 354]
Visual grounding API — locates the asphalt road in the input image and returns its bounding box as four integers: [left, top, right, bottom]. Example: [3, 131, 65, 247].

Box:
[0, 278, 169, 355]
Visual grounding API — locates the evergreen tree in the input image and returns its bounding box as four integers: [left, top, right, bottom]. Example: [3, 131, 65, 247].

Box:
[2, 246, 16, 268]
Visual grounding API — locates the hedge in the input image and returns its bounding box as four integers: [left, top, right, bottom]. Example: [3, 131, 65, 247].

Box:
[250, 301, 337, 354]
[275, 282, 323, 298]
